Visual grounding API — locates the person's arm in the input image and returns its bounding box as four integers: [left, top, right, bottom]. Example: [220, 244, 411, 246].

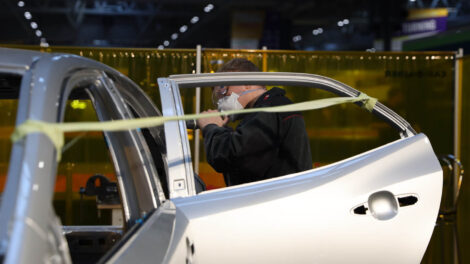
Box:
[202, 112, 279, 175]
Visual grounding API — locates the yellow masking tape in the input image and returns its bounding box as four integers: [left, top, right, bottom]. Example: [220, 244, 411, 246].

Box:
[11, 93, 377, 161]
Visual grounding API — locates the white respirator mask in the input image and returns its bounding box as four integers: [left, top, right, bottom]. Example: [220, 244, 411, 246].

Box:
[217, 92, 244, 121]
[217, 88, 263, 121]
[217, 88, 264, 111]
[216, 89, 264, 121]
[217, 92, 244, 112]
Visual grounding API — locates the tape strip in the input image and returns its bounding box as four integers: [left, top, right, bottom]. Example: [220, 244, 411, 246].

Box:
[11, 93, 376, 161]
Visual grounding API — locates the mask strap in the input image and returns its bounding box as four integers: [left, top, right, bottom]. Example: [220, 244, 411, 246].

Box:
[239, 88, 265, 96]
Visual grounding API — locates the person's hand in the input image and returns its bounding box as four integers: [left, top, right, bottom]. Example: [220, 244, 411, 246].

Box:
[197, 109, 229, 129]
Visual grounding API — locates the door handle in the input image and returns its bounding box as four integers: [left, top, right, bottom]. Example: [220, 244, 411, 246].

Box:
[352, 191, 419, 220]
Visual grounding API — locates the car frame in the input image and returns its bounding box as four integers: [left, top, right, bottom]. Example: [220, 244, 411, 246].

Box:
[0, 48, 442, 264]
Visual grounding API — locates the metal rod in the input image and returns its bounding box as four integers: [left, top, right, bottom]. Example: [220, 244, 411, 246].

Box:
[194, 45, 202, 174]
[453, 48, 463, 264]
[454, 48, 463, 160]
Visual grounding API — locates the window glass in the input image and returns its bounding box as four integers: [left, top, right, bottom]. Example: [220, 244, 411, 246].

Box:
[127, 104, 169, 199]
[181, 84, 398, 190]
[55, 88, 124, 264]
[0, 73, 21, 194]
[54, 92, 121, 226]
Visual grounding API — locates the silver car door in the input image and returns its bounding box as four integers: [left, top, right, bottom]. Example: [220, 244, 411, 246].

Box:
[154, 72, 442, 264]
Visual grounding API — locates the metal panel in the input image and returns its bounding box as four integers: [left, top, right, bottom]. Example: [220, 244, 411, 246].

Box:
[105, 201, 176, 264]
[158, 78, 195, 198]
[0, 48, 162, 264]
[164, 134, 442, 264]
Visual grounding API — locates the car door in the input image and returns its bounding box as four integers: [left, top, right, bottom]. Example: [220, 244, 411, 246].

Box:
[154, 72, 442, 264]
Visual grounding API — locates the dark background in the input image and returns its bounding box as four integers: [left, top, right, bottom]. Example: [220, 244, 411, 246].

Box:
[1, 0, 470, 51]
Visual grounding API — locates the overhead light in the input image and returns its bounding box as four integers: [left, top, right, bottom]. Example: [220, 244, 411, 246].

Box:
[40, 37, 49, 47]
[171, 33, 178, 40]
[158, 45, 164, 50]
[30, 21, 38, 29]
[24, 11, 32, 20]
[337, 21, 344, 27]
[312, 27, 323, 35]
[180, 25, 188, 33]
[191, 16, 199, 24]
[17, 1, 25, 7]
[204, 4, 214, 13]
[35, 30, 42, 37]
[343, 19, 350, 25]
[163, 40, 170, 46]
[410, 0, 416, 2]
[292, 35, 302, 42]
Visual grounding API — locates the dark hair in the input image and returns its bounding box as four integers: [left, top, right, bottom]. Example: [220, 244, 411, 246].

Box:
[217, 58, 261, 72]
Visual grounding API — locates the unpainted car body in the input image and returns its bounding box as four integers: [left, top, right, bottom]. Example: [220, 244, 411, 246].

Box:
[0, 48, 442, 263]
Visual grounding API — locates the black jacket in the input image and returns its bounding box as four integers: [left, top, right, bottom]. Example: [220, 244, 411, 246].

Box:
[202, 87, 312, 186]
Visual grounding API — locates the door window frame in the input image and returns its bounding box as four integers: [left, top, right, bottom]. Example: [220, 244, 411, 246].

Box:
[59, 69, 163, 227]
[158, 72, 418, 198]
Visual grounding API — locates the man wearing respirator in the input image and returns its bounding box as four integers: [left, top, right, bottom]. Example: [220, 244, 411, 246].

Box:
[197, 58, 312, 186]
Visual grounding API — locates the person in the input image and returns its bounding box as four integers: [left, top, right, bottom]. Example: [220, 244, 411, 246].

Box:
[197, 58, 312, 186]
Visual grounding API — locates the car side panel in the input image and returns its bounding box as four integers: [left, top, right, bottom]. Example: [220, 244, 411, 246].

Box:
[162, 134, 441, 264]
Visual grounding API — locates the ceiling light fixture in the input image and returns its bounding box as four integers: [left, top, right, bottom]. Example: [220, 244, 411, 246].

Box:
[171, 33, 178, 40]
[312, 27, 323, 35]
[337, 21, 344, 27]
[24, 11, 32, 20]
[343, 19, 350, 25]
[191, 16, 199, 24]
[22, 7, 47, 45]
[204, 4, 214, 13]
[180, 25, 188, 33]
[158, 45, 164, 50]
[163, 40, 170, 46]
[292, 35, 302, 42]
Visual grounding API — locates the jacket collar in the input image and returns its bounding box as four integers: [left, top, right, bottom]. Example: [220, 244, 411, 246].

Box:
[253, 87, 286, 107]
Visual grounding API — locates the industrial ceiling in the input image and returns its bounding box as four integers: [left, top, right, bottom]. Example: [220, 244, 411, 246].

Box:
[1, 0, 469, 50]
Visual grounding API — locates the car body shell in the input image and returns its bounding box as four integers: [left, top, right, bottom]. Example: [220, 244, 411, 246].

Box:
[0, 48, 442, 264]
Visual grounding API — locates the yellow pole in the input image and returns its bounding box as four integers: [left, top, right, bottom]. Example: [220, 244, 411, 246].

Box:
[262, 46, 268, 72]
[454, 49, 463, 161]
